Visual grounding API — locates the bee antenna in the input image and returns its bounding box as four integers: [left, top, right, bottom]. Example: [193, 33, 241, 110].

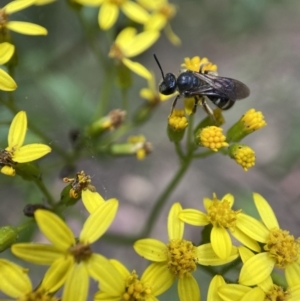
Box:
[153, 54, 165, 79]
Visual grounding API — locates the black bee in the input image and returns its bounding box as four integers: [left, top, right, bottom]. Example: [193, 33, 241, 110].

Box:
[154, 54, 250, 118]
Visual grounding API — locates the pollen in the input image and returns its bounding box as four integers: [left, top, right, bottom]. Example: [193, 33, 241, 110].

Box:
[166, 239, 198, 278]
[108, 43, 124, 60]
[123, 270, 152, 301]
[264, 228, 300, 269]
[206, 194, 240, 230]
[198, 126, 228, 152]
[18, 288, 59, 301]
[241, 108, 267, 132]
[264, 284, 290, 301]
[63, 171, 96, 198]
[168, 109, 188, 131]
[230, 145, 255, 171]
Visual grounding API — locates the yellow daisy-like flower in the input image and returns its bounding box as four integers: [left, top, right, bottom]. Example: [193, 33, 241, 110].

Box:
[0, 42, 17, 91]
[0, 0, 48, 35]
[239, 193, 300, 287]
[219, 247, 300, 301]
[12, 200, 118, 301]
[140, 72, 175, 105]
[94, 259, 173, 301]
[137, 0, 180, 45]
[228, 144, 255, 171]
[74, 0, 150, 30]
[134, 202, 239, 301]
[168, 109, 188, 131]
[0, 259, 59, 300]
[109, 27, 160, 79]
[181, 56, 218, 73]
[197, 126, 228, 152]
[0, 111, 51, 176]
[179, 193, 267, 260]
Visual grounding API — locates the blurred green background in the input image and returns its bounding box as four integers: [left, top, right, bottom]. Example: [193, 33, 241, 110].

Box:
[1, 0, 300, 299]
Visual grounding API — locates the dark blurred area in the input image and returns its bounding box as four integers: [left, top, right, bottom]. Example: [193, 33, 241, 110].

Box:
[1, 0, 300, 299]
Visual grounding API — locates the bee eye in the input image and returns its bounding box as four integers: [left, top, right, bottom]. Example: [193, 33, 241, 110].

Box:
[159, 73, 177, 95]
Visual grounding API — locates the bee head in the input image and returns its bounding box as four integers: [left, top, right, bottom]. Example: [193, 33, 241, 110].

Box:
[159, 73, 177, 95]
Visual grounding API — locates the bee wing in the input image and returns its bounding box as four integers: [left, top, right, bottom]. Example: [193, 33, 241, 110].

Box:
[193, 72, 250, 100]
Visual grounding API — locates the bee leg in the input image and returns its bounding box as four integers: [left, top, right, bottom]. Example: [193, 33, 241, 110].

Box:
[201, 97, 216, 122]
[192, 96, 200, 114]
[169, 95, 180, 117]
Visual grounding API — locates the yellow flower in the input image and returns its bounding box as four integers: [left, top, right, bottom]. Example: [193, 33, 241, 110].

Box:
[182, 56, 218, 73]
[179, 193, 266, 260]
[0, 42, 17, 91]
[239, 193, 300, 286]
[0, 259, 59, 300]
[0, 111, 51, 176]
[94, 259, 173, 301]
[134, 202, 239, 301]
[241, 108, 267, 132]
[140, 72, 175, 104]
[197, 126, 228, 152]
[168, 109, 188, 131]
[109, 27, 160, 79]
[12, 200, 118, 301]
[74, 0, 150, 30]
[0, 0, 48, 35]
[127, 135, 152, 160]
[137, 0, 180, 45]
[228, 144, 255, 171]
[219, 247, 300, 301]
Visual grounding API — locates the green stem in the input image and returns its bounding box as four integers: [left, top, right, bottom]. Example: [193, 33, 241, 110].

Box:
[174, 141, 185, 160]
[16, 219, 35, 233]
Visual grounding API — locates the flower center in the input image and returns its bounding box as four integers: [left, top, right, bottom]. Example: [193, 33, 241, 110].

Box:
[0, 149, 15, 166]
[264, 284, 289, 301]
[264, 228, 300, 268]
[0, 9, 8, 28]
[17, 288, 59, 301]
[69, 241, 92, 262]
[166, 239, 198, 278]
[206, 196, 240, 230]
[123, 270, 152, 301]
[63, 170, 95, 198]
[109, 43, 124, 60]
[158, 4, 176, 20]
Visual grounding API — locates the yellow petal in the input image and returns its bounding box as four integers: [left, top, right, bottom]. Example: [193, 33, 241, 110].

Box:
[141, 262, 174, 296]
[62, 263, 89, 301]
[1, 165, 15, 176]
[115, 27, 137, 47]
[122, 2, 150, 24]
[122, 58, 151, 79]
[140, 88, 154, 101]
[230, 227, 261, 253]
[94, 292, 121, 301]
[7, 111, 27, 150]
[253, 193, 279, 230]
[179, 209, 209, 226]
[35, 0, 58, 5]
[134, 239, 167, 262]
[207, 275, 226, 301]
[0, 68, 17, 91]
[239, 252, 275, 286]
[80, 199, 118, 243]
[81, 190, 105, 214]
[123, 30, 160, 57]
[197, 243, 239, 266]
[13, 143, 51, 163]
[3, 0, 35, 14]
[178, 276, 200, 301]
[218, 284, 251, 301]
[74, 0, 104, 5]
[236, 213, 269, 243]
[211, 226, 231, 259]
[221, 193, 234, 207]
[164, 23, 181, 46]
[41, 256, 74, 292]
[0, 259, 31, 297]
[145, 14, 166, 31]
[87, 254, 124, 294]
[110, 259, 130, 279]
[289, 284, 300, 301]
[35, 210, 75, 250]
[240, 287, 265, 301]
[11, 243, 64, 264]
[168, 202, 184, 240]
[6, 21, 48, 35]
[285, 262, 300, 287]
[238, 246, 256, 263]
[0, 42, 15, 64]
[98, 3, 118, 30]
